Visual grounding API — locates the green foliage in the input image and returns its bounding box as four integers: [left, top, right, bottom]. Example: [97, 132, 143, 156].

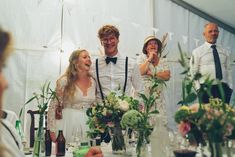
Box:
[177, 43, 198, 105]
[175, 44, 235, 147]
[19, 82, 57, 119]
[174, 108, 190, 123]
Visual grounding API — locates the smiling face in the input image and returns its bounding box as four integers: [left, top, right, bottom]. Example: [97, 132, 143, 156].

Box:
[101, 33, 119, 57]
[145, 39, 159, 56]
[203, 23, 219, 44]
[98, 25, 120, 57]
[75, 50, 91, 72]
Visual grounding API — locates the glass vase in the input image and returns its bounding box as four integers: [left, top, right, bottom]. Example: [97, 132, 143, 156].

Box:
[151, 114, 170, 156]
[136, 131, 147, 157]
[33, 113, 45, 157]
[139, 143, 149, 157]
[15, 120, 24, 140]
[224, 140, 233, 157]
[208, 141, 223, 157]
[111, 121, 125, 154]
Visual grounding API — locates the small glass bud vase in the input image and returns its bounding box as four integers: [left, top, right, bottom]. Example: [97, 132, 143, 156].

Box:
[15, 120, 24, 140]
[209, 142, 223, 157]
[33, 114, 45, 157]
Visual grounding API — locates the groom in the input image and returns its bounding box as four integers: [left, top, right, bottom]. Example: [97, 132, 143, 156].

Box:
[92, 24, 143, 101]
[91, 24, 143, 142]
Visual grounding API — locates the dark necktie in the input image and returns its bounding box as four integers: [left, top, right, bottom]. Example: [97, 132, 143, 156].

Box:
[105, 57, 117, 64]
[211, 45, 223, 80]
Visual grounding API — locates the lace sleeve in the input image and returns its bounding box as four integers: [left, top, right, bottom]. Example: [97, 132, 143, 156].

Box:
[47, 77, 66, 132]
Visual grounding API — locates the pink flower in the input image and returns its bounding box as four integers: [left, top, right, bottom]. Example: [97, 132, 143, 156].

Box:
[225, 123, 234, 136]
[214, 109, 222, 117]
[138, 103, 145, 113]
[189, 103, 199, 113]
[107, 121, 114, 127]
[178, 121, 191, 137]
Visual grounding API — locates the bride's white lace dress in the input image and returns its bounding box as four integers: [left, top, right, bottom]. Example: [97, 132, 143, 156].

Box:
[47, 76, 96, 142]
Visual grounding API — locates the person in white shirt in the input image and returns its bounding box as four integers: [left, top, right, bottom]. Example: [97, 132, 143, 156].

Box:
[2, 109, 19, 126]
[91, 25, 143, 100]
[91, 25, 143, 142]
[189, 23, 233, 104]
[0, 27, 24, 157]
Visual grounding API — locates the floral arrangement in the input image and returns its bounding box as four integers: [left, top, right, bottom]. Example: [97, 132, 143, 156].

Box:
[120, 76, 164, 157]
[19, 82, 57, 156]
[175, 44, 235, 157]
[86, 91, 139, 151]
[175, 98, 235, 145]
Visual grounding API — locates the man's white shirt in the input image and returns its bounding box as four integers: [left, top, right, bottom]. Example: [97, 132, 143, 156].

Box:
[91, 52, 143, 100]
[190, 42, 232, 89]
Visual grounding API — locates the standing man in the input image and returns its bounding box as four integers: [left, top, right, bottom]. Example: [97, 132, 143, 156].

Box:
[190, 22, 233, 104]
[91, 24, 143, 101]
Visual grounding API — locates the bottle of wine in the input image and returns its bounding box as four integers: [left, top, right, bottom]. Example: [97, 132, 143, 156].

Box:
[45, 130, 52, 156]
[56, 130, 66, 156]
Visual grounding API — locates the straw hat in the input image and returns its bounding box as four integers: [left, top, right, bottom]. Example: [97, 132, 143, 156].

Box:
[142, 35, 162, 54]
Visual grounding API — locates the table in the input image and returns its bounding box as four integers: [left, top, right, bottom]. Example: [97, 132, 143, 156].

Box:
[25, 142, 231, 157]
[25, 142, 139, 157]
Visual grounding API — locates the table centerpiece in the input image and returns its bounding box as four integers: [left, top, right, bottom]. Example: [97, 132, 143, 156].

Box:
[174, 44, 235, 157]
[120, 76, 166, 157]
[86, 91, 139, 153]
[20, 82, 57, 157]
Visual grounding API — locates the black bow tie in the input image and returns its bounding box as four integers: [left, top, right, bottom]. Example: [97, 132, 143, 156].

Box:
[105, 57, 117, 64]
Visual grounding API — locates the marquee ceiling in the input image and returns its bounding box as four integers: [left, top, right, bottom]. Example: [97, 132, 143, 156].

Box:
[181, 0, 235, 34]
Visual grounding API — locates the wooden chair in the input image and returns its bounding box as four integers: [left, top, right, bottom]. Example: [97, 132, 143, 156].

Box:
[27, 110, 48, 147]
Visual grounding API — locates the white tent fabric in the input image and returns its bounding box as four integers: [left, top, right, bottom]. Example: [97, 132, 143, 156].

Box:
[0, 0, 153, 144]
[1, 0, 235, 145]
[154, 0, 235, 129]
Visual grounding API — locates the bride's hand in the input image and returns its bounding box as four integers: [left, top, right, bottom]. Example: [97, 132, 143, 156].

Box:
[50, 131, 57, 142]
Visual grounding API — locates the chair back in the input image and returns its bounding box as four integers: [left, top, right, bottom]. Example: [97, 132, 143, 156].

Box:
[27, 110, 48, 147]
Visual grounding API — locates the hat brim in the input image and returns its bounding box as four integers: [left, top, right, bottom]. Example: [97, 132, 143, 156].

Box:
[142, 37, 162, 54]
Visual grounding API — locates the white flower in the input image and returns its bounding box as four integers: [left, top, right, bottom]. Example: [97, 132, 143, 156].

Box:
[118, 99, 129, 111]
[102, 108, 107, 116]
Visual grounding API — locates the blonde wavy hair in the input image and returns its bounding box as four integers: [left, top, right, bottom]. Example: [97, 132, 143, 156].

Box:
[62, 49, 88, 100]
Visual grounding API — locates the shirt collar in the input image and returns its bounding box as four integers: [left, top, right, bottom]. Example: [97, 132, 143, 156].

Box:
[104, 52, 121, 58]
[205, 41, 216, 48]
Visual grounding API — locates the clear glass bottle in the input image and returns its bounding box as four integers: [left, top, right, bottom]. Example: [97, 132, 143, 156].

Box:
[150, 115, 170, 157]
[56, 130, 66, 156]
[15, 120, 24, 140]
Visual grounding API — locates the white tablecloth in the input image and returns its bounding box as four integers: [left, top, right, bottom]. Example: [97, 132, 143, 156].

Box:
[24, 142, 231, 157]
[25, 142, 139, 157]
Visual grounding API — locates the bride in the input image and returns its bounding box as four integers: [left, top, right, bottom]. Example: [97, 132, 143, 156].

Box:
[47, 49, 96, 143]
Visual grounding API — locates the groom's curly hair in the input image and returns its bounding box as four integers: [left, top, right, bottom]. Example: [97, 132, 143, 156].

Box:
[98, 24, 120, 39]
